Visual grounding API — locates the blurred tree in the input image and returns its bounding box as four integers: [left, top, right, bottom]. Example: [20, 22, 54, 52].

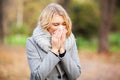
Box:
[98, 0, 116, 53]
[17, 0, 23, 27]
[23, 0, 55, 36]
[70, 0, 99, 38]
[112, 0, 120, 32]
[57, 0, 71, 13]
[116, 0, 120, 8]
[3, 0, 17, 36]
[0, 0, 4, 43]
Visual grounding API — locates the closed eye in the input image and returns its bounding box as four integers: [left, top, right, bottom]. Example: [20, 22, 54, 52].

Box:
[62, 22, 66, 26]
[53, 23, 59, 26]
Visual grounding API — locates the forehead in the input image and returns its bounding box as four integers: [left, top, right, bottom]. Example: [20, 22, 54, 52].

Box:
[51, 14, 65, 23]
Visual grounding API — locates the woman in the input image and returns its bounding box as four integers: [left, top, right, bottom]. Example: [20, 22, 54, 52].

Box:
[26, 3, 81, 80]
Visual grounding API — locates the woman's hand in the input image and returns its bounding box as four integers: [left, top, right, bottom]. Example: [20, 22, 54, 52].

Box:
[51, 29, 61, 54]
[59, 28, 67, 54]
[51, 26, 67, 54]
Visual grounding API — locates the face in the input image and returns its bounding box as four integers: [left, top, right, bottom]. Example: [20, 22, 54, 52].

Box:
[48, 14, 66, 35]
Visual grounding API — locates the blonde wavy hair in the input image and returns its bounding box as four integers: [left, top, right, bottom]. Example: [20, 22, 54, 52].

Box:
[39, 3, 72, 37]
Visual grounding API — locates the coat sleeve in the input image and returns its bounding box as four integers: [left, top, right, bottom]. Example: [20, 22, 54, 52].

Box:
[26, 39, 60, 80]
[60, 37, 81, 80]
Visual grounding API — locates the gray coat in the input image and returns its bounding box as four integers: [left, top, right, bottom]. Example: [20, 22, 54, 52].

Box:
[26, 26, 81, 80]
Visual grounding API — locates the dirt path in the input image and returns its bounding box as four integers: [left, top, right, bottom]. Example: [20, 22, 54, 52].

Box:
[0, 45, 30, 80]
[0, 46, 120, 80]
[78, 51, 120, 80]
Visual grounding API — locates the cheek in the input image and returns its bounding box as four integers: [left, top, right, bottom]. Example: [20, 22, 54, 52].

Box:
[48, 26, 58, 34]
[51, 26, 58, 31]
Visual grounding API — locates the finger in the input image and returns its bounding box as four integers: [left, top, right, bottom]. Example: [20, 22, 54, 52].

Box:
[56, 29, 62, 39]
[52, 30, 59, 39]
[63, 31, 66, 40]
[55, 29, 60, 35]
[63, 28, 67, 34]
[60, 34, 65, 42]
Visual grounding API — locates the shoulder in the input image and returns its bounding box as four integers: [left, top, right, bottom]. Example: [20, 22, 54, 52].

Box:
[26, 37, 37, 51]
[65, 33, 76, 50]
[68, 33, 76, 42]
[26, 37, 34, 46]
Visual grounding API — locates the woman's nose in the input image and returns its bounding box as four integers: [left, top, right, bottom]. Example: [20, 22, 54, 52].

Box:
[58, 25, 65, 30]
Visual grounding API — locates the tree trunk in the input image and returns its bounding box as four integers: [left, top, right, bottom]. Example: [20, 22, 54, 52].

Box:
[0, 0, 4, 43]
[17, 0, 23, 27]
[98, 0, 116, 54]
[58, 0, 71, 13]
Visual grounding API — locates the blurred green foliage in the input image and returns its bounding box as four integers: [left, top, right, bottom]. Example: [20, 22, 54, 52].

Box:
[5, 35, 27, 46]
[109, 33, 120, 46]
[70, 0, 100, 38]
[10, 23, 31, 36]
[23, 0, 57, 36]
[7, 0, 119, 38]
[76, 36, 98, 51]
[4, 0, 120, 52]
[76, 33, 120, 52]
[113, 10, 120, 31]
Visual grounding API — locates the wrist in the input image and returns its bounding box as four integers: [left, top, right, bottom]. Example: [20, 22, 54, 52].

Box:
[59, 50, 66, 58]
[59, 48, 65, 54]
[51, 48, 59, 54]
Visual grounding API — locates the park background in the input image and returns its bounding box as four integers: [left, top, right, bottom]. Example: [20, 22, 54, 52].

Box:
[0, 0, 120, 80]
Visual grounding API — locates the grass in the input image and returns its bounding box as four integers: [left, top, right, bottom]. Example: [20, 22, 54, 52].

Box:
[0, 46, 30, 80]
[109, 33, 120, 52]
[76, 33, 120, 52]
[4, 33, 120, 52]
[76, 37, 98, 51]
[5, 35, 28, 46]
